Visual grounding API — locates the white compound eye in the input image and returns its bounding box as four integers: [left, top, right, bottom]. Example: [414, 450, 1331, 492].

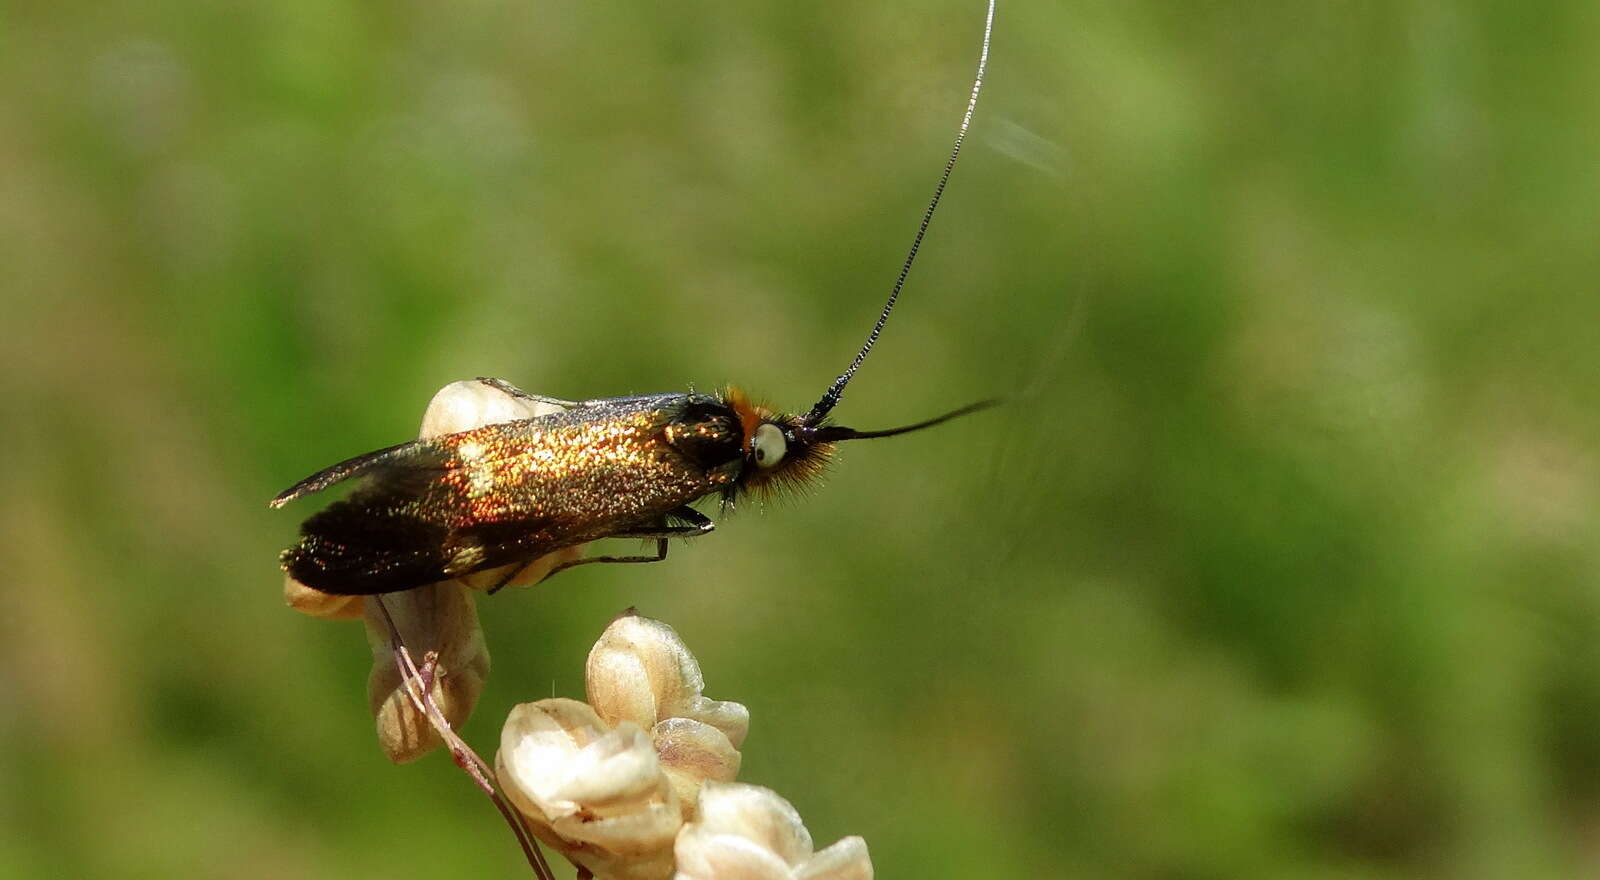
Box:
[751, 423, 787, 469]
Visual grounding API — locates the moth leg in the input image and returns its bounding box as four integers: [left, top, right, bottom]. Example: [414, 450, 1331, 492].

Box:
[486, 560, 537, 594]
[485, 510, 714, 593]
[484, 547, 650, 595]
[612, 506, 714, 540]
[544, 538, 671, 579]
[539, 507, 715, 583]
[474, 377, 577, 409]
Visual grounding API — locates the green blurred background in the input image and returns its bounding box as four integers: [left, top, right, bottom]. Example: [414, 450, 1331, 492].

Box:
[3, 0, 1598, 877]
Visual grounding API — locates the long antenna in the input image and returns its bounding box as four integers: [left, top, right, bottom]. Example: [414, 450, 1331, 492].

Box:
[804, 0, 995, 425]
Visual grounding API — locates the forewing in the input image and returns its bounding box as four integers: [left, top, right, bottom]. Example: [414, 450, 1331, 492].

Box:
[279, 395, 711, 595]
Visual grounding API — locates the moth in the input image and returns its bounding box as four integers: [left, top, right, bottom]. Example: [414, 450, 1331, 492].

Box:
[272, 1, 997, 596]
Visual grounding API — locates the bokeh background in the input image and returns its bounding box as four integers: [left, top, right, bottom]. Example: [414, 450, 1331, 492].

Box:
[3, 0, 1599, 877]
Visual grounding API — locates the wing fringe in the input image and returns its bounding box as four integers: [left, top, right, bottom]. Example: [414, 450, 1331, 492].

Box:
[268, 440, 419, 508]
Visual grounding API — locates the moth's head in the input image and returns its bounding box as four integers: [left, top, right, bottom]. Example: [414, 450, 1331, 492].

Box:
[659, 391, 823, 502]
[714, 388, 833, 503]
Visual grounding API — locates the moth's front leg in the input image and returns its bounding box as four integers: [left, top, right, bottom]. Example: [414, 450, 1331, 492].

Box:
[612, 506, 715, 541]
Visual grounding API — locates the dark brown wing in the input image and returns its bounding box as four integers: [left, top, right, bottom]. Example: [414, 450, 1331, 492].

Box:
[281, 486, 566, 595]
